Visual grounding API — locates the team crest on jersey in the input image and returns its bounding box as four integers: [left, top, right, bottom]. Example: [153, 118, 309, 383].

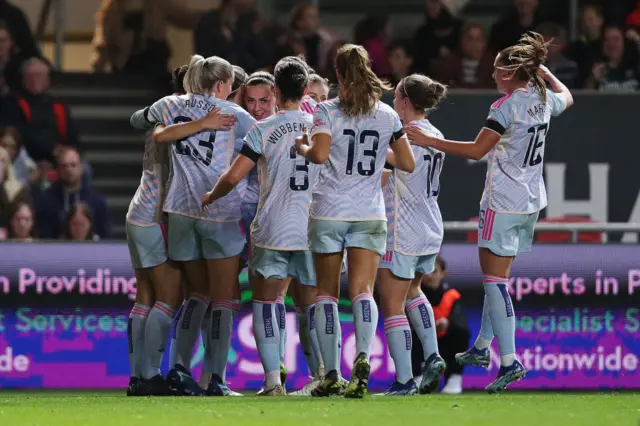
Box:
[313, 118, 326, 127]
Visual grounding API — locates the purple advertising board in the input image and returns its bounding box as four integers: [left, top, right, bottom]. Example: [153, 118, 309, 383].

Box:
[0, 242, 638, 390]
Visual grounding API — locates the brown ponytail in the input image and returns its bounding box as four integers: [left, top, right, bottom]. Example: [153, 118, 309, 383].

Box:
[335, 44, 392, 117]
[399, 74, 448, 113]
[497, 32, 549, 102]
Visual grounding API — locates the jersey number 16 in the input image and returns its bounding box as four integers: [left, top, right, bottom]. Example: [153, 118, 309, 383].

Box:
[523, 123, 548, 168]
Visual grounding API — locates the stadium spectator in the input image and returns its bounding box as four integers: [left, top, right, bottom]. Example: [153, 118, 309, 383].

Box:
[0, 1, 40, 59]
[0, 127, 36, 186]
[567, 5, 604, 87]
[0, 21, 26, 95]
[323, 39, 347, 83]
[628, 1, 640, 29]
[194, 0, 272, 72]
[0, 145, 31, 238]
[429, 22, 494, 89]
[7, 200, 35, 242]
[585, 26, 639, 91]
[384, 40, 414, 87]
[92, 0, 202, 74]
[35, 148, 110, 240]
[412, 0, 464, 74]
[0, 58, 81, 164]
[489, 0, 542, 53]
[63, 202, 99, 241]
[537, 22, 579, 88]
[411, 256, 470, 395]
[289, 3, 335, 72]
[354, 15, 392, 76]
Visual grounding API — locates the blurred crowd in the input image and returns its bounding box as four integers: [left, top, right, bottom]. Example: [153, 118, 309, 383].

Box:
[0, 0, 639, 242]
[88, 0, 640, 91]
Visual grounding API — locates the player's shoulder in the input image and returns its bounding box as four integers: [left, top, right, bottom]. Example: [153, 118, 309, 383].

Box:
[297, 109, 314, 126]
[215, 98, 244, 114]
[301, 95, 318, 114]
[376, 100, 398, 117]
[317, 97, 340, 113]
[417, 119, 443, 139]
[153, 94, 181, 108]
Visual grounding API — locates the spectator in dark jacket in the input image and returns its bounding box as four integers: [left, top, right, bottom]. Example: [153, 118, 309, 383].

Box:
[429, 22, 495, 89]
[413, 0, 463, 74]
[0, 0, 40, 59]
[537, 22, 579, 88]
[411, 256, 470, 395]
[568, 5, 605, 86]
[0, 20, 27, 95]
[35, 148, 110, 239]
[1, 58, 80, 164]
[489, 0, 542, 53]
[194, 0, 271, 72]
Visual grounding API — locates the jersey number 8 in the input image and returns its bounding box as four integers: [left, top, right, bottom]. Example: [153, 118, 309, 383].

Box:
[172, 116, 215, 166]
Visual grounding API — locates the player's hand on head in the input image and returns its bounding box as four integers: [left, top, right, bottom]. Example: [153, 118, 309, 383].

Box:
[537, 64, 551, 79]
[202, 107, 236, 130]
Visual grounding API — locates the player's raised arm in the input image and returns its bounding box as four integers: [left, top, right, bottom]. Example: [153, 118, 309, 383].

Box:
[152, 108, 236, 144]
[539, 64, 574, 110]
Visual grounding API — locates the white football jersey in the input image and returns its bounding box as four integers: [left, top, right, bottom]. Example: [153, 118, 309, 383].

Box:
[481, 87, 568, 214]
[384, 119, 445, 255]
[148, 93, 255, 221]
[242, 110, 317, 250]
[310, 98, 404, 221]
[126, 130, 170, 226]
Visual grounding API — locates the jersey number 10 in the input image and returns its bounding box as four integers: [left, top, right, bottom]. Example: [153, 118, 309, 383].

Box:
[423, 152, 443, 197]
[523, 123, 548, 168]
[172, 116, 215, 166]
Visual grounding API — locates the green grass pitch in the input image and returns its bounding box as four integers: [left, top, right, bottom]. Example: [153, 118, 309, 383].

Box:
[0, 391, 637, 426]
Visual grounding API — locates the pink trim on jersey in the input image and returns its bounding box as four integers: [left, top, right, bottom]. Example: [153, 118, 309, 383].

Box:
[491, 93, 514, 109]
[482, 209, 496, 240]
[382, 251, 393, 262]
[300, 101, 314, 114]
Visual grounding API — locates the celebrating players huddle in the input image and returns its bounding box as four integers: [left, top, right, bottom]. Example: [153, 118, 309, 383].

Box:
[124, 32, 573, 398]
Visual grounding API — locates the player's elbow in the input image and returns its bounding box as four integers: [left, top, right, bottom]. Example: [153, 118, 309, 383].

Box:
[564, 92, 574, 109]
[468, 150, 485, 161]
[224, 170, 242, 187]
